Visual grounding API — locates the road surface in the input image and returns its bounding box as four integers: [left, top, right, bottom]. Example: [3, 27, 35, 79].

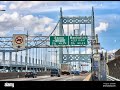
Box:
[0, 74, 89, 81]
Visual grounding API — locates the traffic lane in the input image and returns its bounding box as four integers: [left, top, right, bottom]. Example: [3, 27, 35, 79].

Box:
[33, 75, 87, 81]
[54, 75, 87, 81]
[0, 75, 50, 81]
[68, 75, 87, 81]
[34, 75, 70, 81]
[0, 75, 70, 81]
[34, 74, 88, 81]
[0, 74, 89, 81]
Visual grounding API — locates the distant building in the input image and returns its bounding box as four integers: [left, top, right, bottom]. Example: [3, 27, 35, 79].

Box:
[107, 49, 120, 79]
[115, 49, 120, 58]
[107, 53, 115, 61]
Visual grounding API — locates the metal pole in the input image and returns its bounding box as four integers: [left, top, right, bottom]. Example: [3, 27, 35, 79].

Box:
[59, 7, 63, 64]
[26, 31, 28, 72]
[91, 7, 95, 80]
[2, 52, 5, 67]
[56, 50, 57, 68]
[45, 44, 47, 71]
[29, 49, 31, 66]
[41, 48, 42, 66]
[9, 52, 12, 72]
[36, 48, 37, 66]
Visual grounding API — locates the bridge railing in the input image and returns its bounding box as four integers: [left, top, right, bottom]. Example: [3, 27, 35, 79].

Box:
[107, 75, 120, 81]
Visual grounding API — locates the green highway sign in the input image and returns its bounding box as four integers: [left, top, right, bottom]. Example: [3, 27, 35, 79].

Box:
[50, 36, 88, 46]
[69, 36, 88, 45]
[50, 36, 68, 45]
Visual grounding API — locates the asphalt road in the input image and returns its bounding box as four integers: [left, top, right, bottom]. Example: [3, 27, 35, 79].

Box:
[0, 73, 89, 81]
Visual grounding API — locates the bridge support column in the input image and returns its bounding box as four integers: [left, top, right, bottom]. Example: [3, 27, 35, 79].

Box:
[36, 59, 37, 66]
[9, 52, 12, 72]
[20, 53, 22, 65]
[15, 52, 17, 65]
[2, 52, 5, 66]
[32, 58, 34, 66]
[9, 52, 12, 71]
[16, 67, 18, 72]
[38, 59, 40, 67]
[59, 8, 63, 64]
[44, 67, 47, 71]
[29, 57, 31, 66]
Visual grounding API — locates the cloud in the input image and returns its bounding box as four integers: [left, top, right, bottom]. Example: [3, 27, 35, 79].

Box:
[5, 1, 120, 14]
[0, 4, 6, 10]
[0, 12, 55, 36]
[108, 49, 117, 53]
[95, 22, 108, 34]
[9, 1, 44, 10]
[63, 21, 109, 36]
[0, 31, 7, 36]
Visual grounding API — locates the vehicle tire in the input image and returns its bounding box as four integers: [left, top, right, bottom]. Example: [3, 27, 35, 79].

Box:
[58, 75, 60, 77]
[51, 75, 53, 77]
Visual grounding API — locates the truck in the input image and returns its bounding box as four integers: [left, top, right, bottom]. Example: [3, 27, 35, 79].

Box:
[60, 63, 71, 75]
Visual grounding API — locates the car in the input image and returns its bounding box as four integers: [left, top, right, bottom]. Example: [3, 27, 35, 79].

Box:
[81, 70, 88, 74]
[71, 71, 80, 75]
[50, 68, 61, 77]
[25, 72, 37, 78]
[74, 71, 80, 75]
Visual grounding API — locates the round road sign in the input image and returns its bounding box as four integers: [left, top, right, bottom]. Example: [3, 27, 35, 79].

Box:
[15, 36, 23, 44]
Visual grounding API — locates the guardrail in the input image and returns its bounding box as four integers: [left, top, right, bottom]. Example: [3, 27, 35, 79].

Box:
[107, 75, 120, 81]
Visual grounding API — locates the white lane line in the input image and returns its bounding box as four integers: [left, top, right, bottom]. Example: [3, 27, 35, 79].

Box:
[38, 77, 66, 81]
[59, 75, 82, 81]
[36, 76, 69, 81]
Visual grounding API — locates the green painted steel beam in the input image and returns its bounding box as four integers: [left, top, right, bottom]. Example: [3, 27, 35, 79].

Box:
[62, 16, 92, 24]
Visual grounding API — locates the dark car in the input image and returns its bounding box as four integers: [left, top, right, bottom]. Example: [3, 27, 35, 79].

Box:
[51, 68, 60, 77]
[74, 71, 80, 75]
[81, 70, 88, 74]
[71, 71, 80, 75]
[25, 72, 37, 78]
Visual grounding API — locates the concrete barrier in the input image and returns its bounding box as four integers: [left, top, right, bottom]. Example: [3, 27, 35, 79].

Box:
[83, 73, 92, 81]
[0, 71, 50, 80]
